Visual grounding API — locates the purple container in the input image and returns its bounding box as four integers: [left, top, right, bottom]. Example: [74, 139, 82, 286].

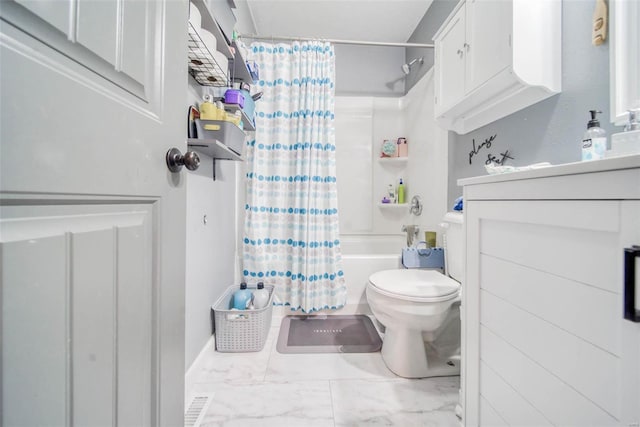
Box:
[224, 89, 245, 108]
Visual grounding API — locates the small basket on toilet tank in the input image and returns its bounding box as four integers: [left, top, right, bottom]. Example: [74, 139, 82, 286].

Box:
[401, 247, 445, 270]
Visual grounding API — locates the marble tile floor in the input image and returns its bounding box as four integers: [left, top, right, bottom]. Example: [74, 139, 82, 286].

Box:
[187, 310, 460, 427]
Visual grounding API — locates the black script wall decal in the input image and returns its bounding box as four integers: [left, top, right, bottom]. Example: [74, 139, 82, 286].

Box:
[469, 134, 497, 165]
[486, 150, 514, 165]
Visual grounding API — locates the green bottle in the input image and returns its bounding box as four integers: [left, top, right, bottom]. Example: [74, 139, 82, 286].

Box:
[397, 178, 405, 204]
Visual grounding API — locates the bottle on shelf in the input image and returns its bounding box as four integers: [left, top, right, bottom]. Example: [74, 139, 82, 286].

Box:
[397, 137, 408, 157]
[397, 178, 406, 204]
[387, 184, 396, 203]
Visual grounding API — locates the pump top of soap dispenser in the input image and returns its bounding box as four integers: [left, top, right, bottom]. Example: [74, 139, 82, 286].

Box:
[587, 110, 603, 128]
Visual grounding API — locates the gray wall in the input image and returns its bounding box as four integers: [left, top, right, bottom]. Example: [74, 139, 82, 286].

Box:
[447, 0, 618, 206]
[405, 0, 459, 93]
[235, 2, 408, 97]
[335, 45, 406, 97]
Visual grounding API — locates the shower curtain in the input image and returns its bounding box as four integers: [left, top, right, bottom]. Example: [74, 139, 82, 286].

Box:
[242, 41, 346, 313]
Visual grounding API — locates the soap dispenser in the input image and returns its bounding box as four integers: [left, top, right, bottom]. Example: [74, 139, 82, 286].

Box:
[582, 110, 606, 161]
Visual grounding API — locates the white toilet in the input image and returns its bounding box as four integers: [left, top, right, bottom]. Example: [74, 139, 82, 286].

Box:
[366, 212, 464, 378]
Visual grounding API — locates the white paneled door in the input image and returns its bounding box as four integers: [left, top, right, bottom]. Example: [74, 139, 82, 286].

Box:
[1, 1, 187, 426]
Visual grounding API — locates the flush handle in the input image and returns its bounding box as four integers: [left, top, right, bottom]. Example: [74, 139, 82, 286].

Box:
[624, 245, 640, 322]
[166, 148, 200, 173]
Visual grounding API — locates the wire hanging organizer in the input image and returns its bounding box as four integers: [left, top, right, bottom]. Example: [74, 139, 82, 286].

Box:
[188, 22, 229, 87]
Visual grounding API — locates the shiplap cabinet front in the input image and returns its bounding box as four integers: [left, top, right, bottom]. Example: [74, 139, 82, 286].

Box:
[462, 166, 640, 426]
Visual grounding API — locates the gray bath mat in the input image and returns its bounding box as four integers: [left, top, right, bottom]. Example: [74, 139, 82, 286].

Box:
[276, 314, 382, 354]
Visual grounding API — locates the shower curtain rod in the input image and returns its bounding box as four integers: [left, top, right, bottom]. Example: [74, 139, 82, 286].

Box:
[238, 33, 434, 48]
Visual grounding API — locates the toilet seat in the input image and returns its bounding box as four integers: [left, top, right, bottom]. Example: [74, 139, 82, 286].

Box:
[368, 269, 460, 303]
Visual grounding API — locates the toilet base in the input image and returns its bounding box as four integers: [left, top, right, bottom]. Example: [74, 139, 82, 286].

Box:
[380, 326, 460, 378]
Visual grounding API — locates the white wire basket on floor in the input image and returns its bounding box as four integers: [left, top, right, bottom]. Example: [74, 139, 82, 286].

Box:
[211, 284, 274, 352]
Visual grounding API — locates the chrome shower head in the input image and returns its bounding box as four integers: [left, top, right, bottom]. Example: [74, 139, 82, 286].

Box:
[401, 57, 424, 75]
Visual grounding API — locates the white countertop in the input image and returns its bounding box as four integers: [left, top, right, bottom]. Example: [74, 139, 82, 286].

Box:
[458, 154, 640, 187]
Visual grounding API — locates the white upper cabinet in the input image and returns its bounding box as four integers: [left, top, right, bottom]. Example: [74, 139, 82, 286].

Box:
[435, 6, 466, 113]
[464, 0, 512, 91]
[433, 0, 561, 134]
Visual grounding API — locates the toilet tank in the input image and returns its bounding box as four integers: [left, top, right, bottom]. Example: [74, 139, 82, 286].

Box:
[441, 212, 464, 282]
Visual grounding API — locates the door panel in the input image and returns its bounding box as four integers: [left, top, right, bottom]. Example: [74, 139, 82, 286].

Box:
[1, 234, 68, 426]
[1, 204, 154, 427]
[14, 0, 72, 36]
[2, 0, 153, 100]
[1, 0, 187, 424]
[72, 228, 118, 427]
[76, 0, 119, 67]
[120, 0, 148, 84]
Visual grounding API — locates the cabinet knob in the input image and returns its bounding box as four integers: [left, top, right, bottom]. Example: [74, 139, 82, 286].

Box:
[464, 43, 470, 50]
[457, 49, 464, 56]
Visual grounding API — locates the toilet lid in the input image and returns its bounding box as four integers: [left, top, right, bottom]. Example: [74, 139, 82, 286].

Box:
[368, 269, 460, 302]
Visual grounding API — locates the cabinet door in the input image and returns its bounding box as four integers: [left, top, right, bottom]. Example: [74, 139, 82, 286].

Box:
[464, 200, 640, 426]
[435, 5, 466, 114]
[621, 201, 640, 425]
[465, 0, 512, 93]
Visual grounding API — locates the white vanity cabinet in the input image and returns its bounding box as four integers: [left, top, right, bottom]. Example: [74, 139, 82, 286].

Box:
[433, 0, 561, 134]
[460, 156, 640, 426]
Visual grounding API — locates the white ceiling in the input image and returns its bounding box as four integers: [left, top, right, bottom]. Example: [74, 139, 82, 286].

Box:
[243, 0, 434, 43]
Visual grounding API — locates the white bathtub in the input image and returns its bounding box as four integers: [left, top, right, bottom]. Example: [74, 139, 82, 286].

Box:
[339, 235, 403, 311]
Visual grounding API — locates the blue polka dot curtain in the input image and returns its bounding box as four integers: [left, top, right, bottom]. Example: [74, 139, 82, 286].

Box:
[243, 42, 346, 312]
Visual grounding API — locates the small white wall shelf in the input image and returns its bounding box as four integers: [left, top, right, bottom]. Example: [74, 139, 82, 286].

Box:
[187, 138, 243, 161]
[378, 157, 408, 165]
[188, 138, 243, 181]
[377, 203, 408, 209]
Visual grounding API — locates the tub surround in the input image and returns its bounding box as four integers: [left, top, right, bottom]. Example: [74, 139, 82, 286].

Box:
[335, 69, 449, 248]
[334, 70, 449, 320]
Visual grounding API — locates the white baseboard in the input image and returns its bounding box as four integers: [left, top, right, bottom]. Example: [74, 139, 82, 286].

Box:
[184, 335, 214, 406]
